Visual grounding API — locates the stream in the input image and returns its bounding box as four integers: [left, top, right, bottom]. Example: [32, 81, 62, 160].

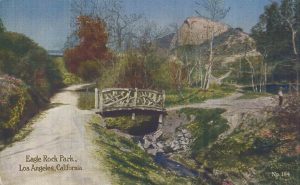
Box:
[154, 152, 199, 178]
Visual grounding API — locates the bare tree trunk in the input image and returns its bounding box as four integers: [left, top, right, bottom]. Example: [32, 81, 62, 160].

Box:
[239, 57, 242, 78]
[188, 64, 197, 87]
[291, 29, 298, 56]
[245, 57, 257, 92]
[204, 31, 215, 90]
[264, 63, 267, 93]
[199, 62, 204, 89]
[288, 23, 298, 95]
[296, 57, 299, 95]
[177, 67, 184, 98]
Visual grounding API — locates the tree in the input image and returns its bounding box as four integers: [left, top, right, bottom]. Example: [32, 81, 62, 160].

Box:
[280, 0, 300, 93]
[194, 0, 230, 89]
[68, 0, 142, 51]
[0, 18, 5, 33]
[64, 16, 112, 81]
[251, 0, 300, 91]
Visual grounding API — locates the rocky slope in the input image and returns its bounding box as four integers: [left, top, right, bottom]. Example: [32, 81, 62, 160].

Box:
[157, 17, 263, 84]
[170, 17, 230, 48]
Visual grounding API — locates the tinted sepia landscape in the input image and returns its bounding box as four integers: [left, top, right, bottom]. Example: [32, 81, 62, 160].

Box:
[0, 0, 299, 185]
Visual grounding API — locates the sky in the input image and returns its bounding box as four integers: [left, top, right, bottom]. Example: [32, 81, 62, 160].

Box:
[0, 0, 277, 50]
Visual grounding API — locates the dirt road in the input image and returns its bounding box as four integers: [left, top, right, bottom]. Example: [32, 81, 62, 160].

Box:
[167, 92, 276, 138]
[0, 85, 111, 185]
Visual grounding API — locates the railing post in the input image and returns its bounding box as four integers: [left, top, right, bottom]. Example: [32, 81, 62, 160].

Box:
[99, 90, 103, 112]
[134, 88, 138, 107]
[162, 90, 165, 109]
[132, 88, 138, 120]
[95, 88, 99, 109]
[159, 90, 165, 124]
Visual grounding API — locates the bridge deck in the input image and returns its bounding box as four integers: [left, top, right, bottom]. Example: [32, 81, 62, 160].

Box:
[95, 88, 166, 122]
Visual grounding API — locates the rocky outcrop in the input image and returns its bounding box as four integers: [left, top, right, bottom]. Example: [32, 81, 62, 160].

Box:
[142, 127, 193, 155]
[171, 16, 230, 49]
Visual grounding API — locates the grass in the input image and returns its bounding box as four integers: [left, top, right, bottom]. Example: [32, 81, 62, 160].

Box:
[89, 116, 201, 185]
[170, 109, 299, 184]
[78, 92, 95, 110]
[0, 111, 47, 151]
[238, 91, 272, 99]
[166, 85, 235, 107]
[194, 116, 300, 185]
[179, 108, 229, 157]
[53, 57, 81, 85]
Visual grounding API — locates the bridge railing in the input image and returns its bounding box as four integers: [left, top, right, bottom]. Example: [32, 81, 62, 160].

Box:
[95, 88, 166, 111]
[95, 88, 166, 122]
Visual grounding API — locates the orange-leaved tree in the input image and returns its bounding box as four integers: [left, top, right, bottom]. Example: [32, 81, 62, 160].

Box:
[64, 16, 112, 81]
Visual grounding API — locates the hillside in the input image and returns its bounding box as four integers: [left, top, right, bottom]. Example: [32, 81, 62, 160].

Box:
[170, 17, 229, 48]
[157, 16, 263, 85]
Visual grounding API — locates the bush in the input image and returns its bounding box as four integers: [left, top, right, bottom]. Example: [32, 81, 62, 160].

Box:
[53, 57, 81, 85]
[0, 32, 63, 97]
[77, 91, 94, 110]
[180, 108, 229, 156]
[0, 75, 37, 138]
[78, 60, 102, 82]
[90, 116, 199, 185]
[275, 94, 300, 133]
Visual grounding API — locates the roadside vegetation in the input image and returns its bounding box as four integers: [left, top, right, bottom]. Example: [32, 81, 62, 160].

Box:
[166, 85, 235, 107]
[0, 21, 66, 138]
[89, 116, 201, 185]
[173, 95, 300, 185]
[179, 108, 229, 156]
[53, 57, 81, 85]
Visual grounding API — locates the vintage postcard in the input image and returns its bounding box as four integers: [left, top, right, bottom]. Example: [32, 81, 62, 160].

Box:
[0, 0, 299, 184]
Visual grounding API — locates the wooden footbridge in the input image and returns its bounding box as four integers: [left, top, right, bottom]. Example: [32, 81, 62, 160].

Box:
[95, 88, 166, 123]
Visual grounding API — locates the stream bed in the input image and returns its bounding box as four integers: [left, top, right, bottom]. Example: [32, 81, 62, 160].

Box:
[154, 152, 199, 178]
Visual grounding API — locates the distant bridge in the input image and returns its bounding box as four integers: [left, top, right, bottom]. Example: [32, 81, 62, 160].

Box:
[47, 50, 63, 57]
[95, 88, 166, 123]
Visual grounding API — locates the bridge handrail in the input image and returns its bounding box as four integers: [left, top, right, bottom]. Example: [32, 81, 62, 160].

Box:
[95, 88, 165, 112]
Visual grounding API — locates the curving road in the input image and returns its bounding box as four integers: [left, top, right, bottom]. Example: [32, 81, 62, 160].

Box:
[0, 84, 111, 185]
[167, 92, 276, 139]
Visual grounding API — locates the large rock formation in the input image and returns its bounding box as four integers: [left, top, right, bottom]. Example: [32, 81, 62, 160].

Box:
[171, 16, 230, 48]
[156, 16, 263, 85]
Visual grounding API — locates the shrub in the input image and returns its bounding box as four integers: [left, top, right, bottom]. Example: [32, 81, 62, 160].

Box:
[275, 94, 300, 133]
[0, 76, 33, 137]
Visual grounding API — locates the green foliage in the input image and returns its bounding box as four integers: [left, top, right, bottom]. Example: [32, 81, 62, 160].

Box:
[187, 108, 300, 184]
[257, 156, 300, 185]
[0, 28, 63, 138]
[251, 0, 300, 83]
[0, 76, 35, 138]
[53, 57, 81, 85]
[251, 1, 292, 59]
[77, 92, 94, 110]
[97, 51, 170, 90]
[0, 31, 63, 97]
[78, 60, 102, 82]
[166, 85, 235, 107]
[0, 18, 5, 33]
[252, 136, 280, 154]
[89, 116, 199, 185]
[180, 108, 229, 156]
